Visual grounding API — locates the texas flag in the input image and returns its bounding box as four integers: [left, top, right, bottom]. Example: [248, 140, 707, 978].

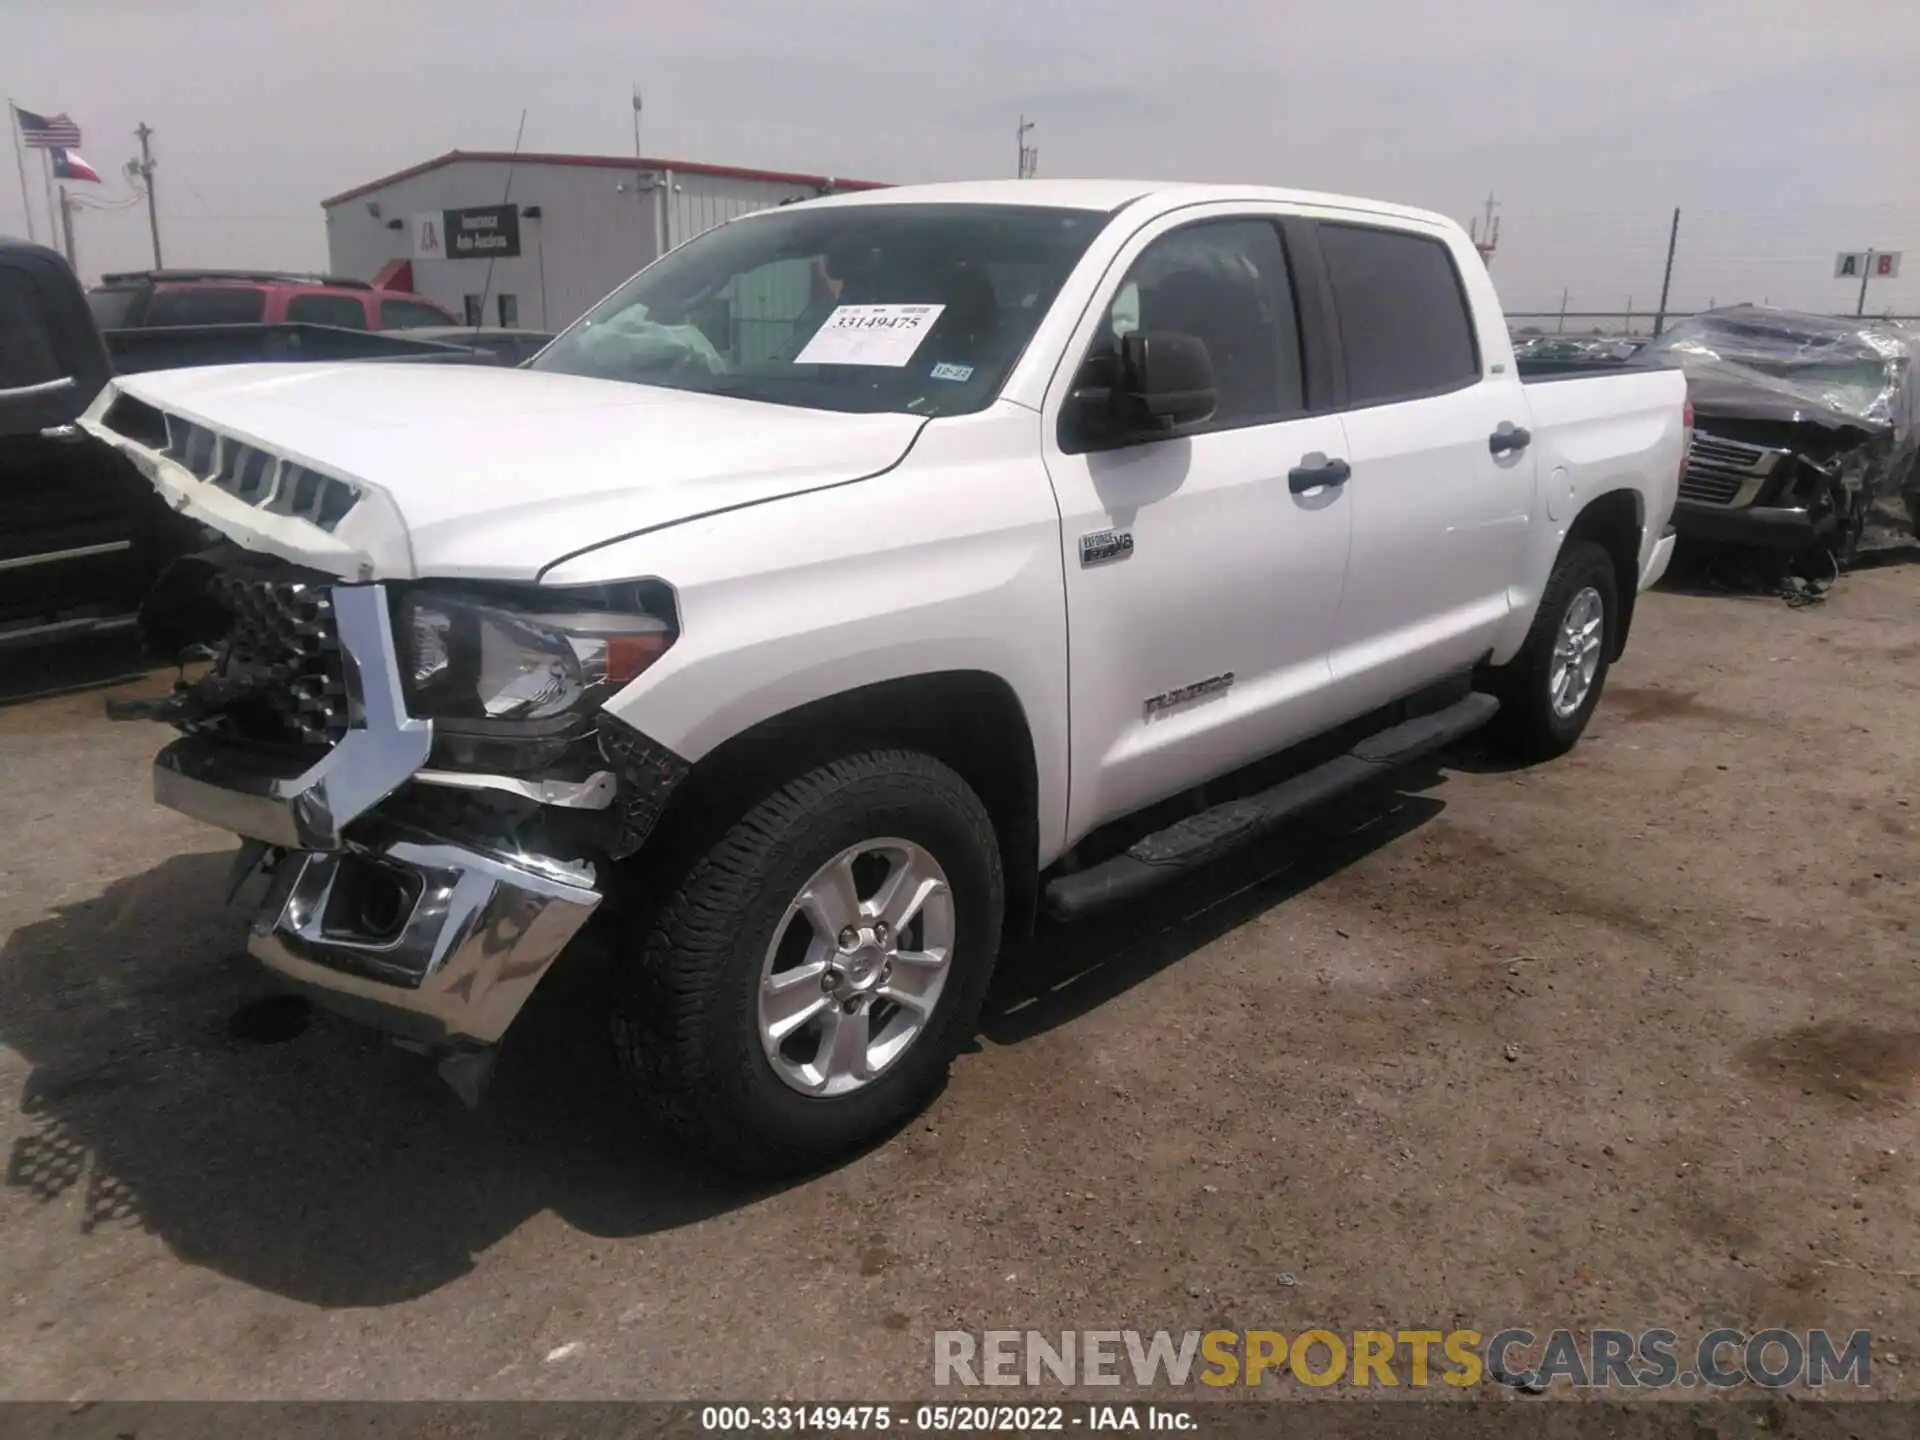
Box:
[49, 146, 100, 183]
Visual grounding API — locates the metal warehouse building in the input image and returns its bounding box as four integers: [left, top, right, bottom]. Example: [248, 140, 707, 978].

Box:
[321, 151, 888, 331]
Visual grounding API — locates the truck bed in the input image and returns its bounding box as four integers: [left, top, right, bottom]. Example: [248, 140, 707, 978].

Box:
[1517, 362, 1688, 601]
[1517, 357, 1658, 382]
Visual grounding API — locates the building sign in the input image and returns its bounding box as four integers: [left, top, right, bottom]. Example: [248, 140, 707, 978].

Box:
[1835, 251, 1901, 279]
[443, 205, 521, 259]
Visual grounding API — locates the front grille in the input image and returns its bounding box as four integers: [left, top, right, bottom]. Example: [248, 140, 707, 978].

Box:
[1678, 468, 1745, 505]
[108, 408, 364, 534]
[212, 571, 350, 747]
[1679, 431, 1785, 507]
[1690, 434, 1769, 470]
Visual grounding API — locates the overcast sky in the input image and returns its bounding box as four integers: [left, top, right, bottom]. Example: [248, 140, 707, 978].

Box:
[6, 0, 1917, 320]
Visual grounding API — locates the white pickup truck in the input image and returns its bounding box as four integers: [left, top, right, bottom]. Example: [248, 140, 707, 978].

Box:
[83, 180, 1687, 1175]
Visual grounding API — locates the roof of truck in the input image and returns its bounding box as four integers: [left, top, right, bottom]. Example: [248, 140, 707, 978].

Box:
[795, 179, 1462, 231]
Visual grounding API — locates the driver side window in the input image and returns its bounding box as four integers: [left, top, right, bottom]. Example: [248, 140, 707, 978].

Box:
[1099, 218, 1307, 431]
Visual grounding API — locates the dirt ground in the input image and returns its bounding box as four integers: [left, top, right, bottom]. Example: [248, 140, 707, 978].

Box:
[0, 554, 1916, 1403]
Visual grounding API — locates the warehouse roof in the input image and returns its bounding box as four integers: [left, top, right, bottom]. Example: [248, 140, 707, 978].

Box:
[320, 150, 890, 208]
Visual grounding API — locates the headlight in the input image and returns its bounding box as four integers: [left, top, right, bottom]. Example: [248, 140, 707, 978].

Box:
[393, 581, 676, 723]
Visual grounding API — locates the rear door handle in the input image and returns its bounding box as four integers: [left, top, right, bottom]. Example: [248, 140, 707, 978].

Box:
[1288, 453, 1351, 494]
[1489, 423, 1532, 456]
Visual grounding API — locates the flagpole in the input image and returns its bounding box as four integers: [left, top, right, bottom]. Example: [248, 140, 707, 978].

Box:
[7, 101, 36, 244]
[39, 147, 57, 257]
[58, 184, 76, 269]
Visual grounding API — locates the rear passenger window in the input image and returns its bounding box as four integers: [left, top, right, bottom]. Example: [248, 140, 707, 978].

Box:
[1318, 223, 1479, 406]
[143, 286, 266, 326]
[287, 294, 369, 329]
[1092, 218, 1306, 430]
[379, 297, 454, 329]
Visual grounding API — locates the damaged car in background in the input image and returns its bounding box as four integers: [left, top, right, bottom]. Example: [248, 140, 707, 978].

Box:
[1641, 305, 1919, 564]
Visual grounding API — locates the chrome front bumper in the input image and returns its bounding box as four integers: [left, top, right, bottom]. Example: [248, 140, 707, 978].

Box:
[247, 829, 602, 1045]
[151, 577, 599, 1044]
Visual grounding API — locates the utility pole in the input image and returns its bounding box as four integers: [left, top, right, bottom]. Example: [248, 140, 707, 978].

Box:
[1469, 193, 1499, 264]
[1556, 287, 1569, 334]
[1857, 250, 1874, 316]
[1624, 294, 1634, 334]
[132, 122, 162, 267]
[1652, 206, 1680, 338]
[632, 84, 643, 175]
[630, 85, 666, 258]
[1017, 116, 1037, 179]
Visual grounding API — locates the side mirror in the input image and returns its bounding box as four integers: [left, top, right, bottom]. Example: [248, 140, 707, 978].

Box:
[1118, 330, 1217, 430]
[1061, 330, 1217, 451]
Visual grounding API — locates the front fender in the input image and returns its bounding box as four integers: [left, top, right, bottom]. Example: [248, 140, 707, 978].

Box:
[545, 407, 1075, 864]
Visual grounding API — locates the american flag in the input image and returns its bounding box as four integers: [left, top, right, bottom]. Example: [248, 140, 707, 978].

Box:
[13, 107, 82, 149]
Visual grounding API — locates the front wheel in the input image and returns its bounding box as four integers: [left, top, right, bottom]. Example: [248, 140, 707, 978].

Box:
[613, 749, 1004, 1178]
[1485, 540, 1619, 761]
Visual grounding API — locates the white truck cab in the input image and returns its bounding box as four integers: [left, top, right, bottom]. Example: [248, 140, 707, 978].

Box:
[85, 180, 1687, 1175]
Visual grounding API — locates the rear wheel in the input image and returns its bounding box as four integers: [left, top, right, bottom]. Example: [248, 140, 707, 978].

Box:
[613, 749, 1003, 1178]
[1485, 540, 1618, 761]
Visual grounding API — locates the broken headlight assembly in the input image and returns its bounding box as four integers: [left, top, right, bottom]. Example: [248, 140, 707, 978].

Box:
[392, 580, 677, 746]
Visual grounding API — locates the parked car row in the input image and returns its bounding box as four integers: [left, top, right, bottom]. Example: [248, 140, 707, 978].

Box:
[0, 241, 552, 649]
[86, 268, 461, 333]
[1512, 334, 1644, 364]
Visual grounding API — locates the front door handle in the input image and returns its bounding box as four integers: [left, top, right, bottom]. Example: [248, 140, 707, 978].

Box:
[1288, 453, 1351, 494]
[1489, 423, 1532, 456]
[39, 424, 85, 443]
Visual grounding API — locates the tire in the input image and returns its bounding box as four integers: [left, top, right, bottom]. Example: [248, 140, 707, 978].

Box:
[1484, 540, 1619, 762]
[613, 749, 1003, 1178]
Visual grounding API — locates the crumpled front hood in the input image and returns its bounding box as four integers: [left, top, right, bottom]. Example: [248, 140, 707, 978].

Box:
[88, 361, 927, 580]
[1684, 368, 1888, 438]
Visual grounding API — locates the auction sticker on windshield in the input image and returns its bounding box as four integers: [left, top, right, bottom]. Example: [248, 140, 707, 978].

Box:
[795, 304, 945, 366]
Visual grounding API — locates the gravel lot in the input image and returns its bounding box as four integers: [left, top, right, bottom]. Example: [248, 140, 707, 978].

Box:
[1, 555, 1916, 1402]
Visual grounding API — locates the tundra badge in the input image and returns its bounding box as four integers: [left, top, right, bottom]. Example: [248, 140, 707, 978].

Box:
[1079, 529, 1134, 567]
[1144, 672, 1235, 716]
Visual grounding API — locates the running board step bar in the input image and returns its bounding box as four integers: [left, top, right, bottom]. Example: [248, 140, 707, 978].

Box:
[1041, 691, 1501, 922]
[0, 611, 138, 652]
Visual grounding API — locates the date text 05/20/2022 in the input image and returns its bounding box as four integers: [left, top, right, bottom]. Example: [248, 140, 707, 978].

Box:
[700, 1404, 1195, 1432]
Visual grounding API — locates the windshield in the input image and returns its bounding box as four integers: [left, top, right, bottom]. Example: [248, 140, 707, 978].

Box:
[531, 202, 1104, 416]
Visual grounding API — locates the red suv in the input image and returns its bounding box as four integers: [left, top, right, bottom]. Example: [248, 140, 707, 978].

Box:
[86, 269, 458, 332]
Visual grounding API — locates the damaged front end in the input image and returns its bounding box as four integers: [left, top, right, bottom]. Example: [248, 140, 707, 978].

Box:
[119, 548, 687, 1050]
[1644, 306, 1919, 561]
